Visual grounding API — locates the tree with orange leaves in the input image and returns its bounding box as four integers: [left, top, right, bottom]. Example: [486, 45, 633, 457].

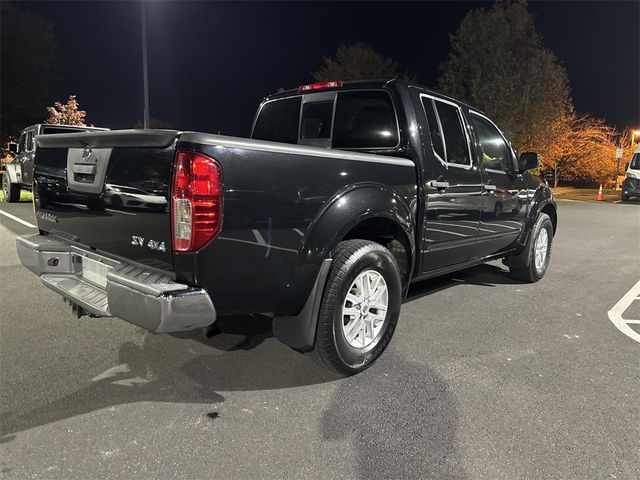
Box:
[538, 113, 617, 187]
[45, 96, 87, 126]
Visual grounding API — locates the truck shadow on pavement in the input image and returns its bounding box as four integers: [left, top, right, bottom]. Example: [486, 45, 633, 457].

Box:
[321, 355, 466, 480]
[0, 315, 340, 442]
[1, 264, 508, 445]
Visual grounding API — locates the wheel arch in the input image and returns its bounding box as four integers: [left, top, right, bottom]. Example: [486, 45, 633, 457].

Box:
[273, 183, 417, 351]
[540, 202, 557, 235]
[299, 182, 416, 287]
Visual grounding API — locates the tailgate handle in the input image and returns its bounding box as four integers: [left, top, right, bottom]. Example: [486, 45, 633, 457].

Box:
[73, 163, 97, 175]
[429, 180, 450, 191]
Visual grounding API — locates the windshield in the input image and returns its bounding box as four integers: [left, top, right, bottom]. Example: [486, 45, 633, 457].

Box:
[629, 153, 640, 170]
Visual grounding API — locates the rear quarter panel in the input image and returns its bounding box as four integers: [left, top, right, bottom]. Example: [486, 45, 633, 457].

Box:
[175, 135, 418, 316]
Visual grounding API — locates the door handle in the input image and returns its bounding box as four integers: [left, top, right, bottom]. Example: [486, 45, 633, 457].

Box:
[483, 184, 497, 192]
[429, 180, 450, 191]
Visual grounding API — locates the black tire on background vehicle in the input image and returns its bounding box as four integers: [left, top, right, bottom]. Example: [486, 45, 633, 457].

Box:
[2, 173, 21, 202]
[86, 198, 105, 211]
[111, 195, 123, 208]
[621, 193, 629, 202]
[505, 213, 553, 283]
[308, 239, 402, 375]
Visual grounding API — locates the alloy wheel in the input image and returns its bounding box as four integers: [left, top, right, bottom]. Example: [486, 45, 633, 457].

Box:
[341, 269, 388, 349]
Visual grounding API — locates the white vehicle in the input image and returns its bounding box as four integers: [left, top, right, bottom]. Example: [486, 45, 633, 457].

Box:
[621, 146, 640, 202]
[104, 183, 168, 211]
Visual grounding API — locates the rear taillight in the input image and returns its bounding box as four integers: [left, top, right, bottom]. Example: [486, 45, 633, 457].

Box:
[171, 150, 223, 252]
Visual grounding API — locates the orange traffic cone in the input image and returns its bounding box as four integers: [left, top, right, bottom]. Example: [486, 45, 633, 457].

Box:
[596, 184, 604, 201]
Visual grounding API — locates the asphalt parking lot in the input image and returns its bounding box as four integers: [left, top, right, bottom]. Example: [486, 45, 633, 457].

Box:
[1, 199, 639, 479]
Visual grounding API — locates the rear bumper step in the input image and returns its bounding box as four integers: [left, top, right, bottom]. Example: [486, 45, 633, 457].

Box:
[16, 234, 216, 333]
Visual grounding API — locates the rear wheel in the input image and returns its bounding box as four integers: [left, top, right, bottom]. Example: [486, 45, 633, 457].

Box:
[505, 213, 553, 282]
[2, 173, 20, 202]
[308, 239, 402, 375]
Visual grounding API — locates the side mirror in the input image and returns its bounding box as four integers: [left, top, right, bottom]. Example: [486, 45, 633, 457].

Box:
[519, 152, 539, 172]
[7, 142, 18, 154]
[624, 162, 630, 171]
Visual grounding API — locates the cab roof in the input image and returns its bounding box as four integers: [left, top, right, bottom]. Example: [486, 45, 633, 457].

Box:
[263, 78, 485, 116]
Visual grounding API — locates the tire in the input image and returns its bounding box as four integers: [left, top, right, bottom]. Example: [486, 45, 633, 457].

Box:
[307, 239, 402, 375]
[621, 193, 629, 202]
[506, 213, 553, 283]
[2, 173, 20, 202]
[86, 198, 104, 211]
[111, 195, 123, 208]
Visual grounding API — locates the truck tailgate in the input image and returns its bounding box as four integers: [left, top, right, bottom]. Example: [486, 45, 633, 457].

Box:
[33, 129, 180, 271]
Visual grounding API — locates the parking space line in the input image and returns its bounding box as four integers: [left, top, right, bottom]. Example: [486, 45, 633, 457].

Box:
[0, 209, 36, 229]
[608, 279, 640, 344]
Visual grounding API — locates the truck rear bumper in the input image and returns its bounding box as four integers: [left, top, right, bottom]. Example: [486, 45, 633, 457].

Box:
[16, 234, 216, 333]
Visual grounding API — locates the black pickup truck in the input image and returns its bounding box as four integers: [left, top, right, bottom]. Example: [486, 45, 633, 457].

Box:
[17, 80, 556, 375]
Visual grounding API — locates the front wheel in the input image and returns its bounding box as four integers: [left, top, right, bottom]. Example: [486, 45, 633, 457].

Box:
[2, 173, 20, 202]
[307, 239, 402, 375]
[621, 193, 629, 202]
[506, 213, 553, 282]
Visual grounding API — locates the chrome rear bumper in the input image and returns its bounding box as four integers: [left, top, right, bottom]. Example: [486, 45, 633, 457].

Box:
[16, 234, 216, 333]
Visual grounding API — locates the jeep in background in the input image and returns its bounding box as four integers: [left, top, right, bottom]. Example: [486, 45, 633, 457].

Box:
[16, 79, 557, 375]
[2, 123, 109, 202]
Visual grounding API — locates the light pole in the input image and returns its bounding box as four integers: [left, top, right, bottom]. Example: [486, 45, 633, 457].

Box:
[141, 0, 150, 129]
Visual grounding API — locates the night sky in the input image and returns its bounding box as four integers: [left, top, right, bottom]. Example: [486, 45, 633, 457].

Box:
[22, 1, 640, 136]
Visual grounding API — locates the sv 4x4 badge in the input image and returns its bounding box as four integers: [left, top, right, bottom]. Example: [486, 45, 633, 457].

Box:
[131, 235, 166, 253]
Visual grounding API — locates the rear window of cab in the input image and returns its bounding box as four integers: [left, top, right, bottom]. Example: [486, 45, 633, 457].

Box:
[252, 90, 400, 150]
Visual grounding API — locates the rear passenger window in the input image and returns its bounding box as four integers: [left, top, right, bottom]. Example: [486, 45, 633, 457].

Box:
[26, 131, 35, 152]
[421, 96, 471, 167]
[252, 97, 301, 144]
[422, 98, 445, 161]
[333, 91, 398, 149]
[435, 102, 470, 166]
[18, 133, 27, 153]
